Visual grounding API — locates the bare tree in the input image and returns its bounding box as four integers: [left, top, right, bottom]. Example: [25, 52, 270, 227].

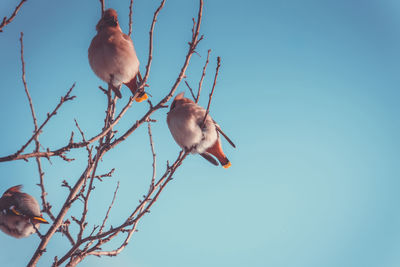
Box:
[0, 0, 225, 266]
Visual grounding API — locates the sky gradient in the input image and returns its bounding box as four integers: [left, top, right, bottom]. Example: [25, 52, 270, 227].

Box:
[1, 0, 400, 266]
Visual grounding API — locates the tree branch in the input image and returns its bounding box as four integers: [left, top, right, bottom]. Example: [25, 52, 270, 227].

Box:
[201, 56, 221, 128]
[128, 0, 134, 36]
[0, 0, 27, 33]
[196, 49, 211, 103]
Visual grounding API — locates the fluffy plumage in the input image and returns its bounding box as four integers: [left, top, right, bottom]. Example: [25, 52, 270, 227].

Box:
[167, 92, 235, 168]
[0, 185, 48, 238]
[88, 9, 147, 101]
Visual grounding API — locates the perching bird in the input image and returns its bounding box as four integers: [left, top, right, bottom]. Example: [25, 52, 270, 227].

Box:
[88, 8, 147, 102]
[0, 185, 48, 238]
[167, 92, 235, 168]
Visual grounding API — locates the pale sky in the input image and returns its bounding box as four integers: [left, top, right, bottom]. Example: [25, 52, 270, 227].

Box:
[1, 0, 400, 266]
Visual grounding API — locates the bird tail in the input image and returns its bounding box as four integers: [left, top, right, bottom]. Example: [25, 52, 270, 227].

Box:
[125, 76, 148, 102]
[205, 139, 231, 169]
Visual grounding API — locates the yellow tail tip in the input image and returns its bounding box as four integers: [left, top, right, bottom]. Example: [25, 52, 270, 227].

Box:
[135, 93, 148, 103]
[222, 162, 231, 169]
[33, 216, 49, 224]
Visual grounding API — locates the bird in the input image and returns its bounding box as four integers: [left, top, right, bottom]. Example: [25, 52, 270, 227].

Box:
[167, 92, 235, 168]
[88, 8, 147, 102]
[0, 185, 49, 238]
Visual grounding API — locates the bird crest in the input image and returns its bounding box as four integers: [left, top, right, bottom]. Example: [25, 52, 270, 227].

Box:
[2, 185, 23, 197]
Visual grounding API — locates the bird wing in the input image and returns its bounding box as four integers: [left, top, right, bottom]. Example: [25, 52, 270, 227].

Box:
[13, 193, 41, 217]
[200, 153, 219, 166]
[12, 194, 49, 223]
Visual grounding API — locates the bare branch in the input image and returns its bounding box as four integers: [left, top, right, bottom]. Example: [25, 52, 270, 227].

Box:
[98, 181, 120, 235]
[23, 1, 216, 266]
[185, 80, 196, 100]
[196, 49, 211, 103]
[138, 0, 166, 91]
[201, 56, 221, 128]
[28, 156, 102, 266]
[0, 0, 27, 33]
[128, 0, 134, 36]
[94, 168, 115, 181]
[109, 0, 204, 150]
[147, 120, 157, 188]
[20, 32, 38, 130]
[20, 32, 56, 227]
[99, 0, 105, 16]
[55, 151, 188, 265]
[0, 83, 76, 162]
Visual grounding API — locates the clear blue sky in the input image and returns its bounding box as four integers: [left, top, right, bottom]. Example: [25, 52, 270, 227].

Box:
[1, 0, 400, 266]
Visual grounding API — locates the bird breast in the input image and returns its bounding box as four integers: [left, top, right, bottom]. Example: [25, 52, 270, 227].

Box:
[0, 213, 37, 238]
[88, 29, 139, 87]
[167, 103, 218, 153]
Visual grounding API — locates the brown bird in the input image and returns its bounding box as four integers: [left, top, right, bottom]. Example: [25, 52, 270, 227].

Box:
[0, 185, 48, 238]
[88, 8, 147, 101]
[167, 92, 235, 168]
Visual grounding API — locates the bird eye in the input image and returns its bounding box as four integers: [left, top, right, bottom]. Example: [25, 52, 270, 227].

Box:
[105, 17, 118, 27]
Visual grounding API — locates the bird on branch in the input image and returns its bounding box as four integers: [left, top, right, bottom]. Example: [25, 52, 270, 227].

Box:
[89, 8, 147, 101]
[0, 185, 48, 238]
[167, 92, 235, 168]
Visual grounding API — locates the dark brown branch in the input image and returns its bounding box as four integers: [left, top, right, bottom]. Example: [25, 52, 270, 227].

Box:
[0, 0, 27, 33]
[201, 56, 221, 128]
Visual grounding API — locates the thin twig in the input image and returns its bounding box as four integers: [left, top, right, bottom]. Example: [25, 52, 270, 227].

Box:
[147, 120, 157, 188]
[20, 32, 38, 130]
[55, 151, 188, 265]
[196, 49, 211, 103]
[201, 56, 221, 128]
[20, 32, 55, 226]
[137, 0, 166, 91]
[185, 80, 196, 100]
[99, 0, 105, 16]
[0, 90, 135, 163]
[0, 83, 76, 162]
[28, 153, 103, 267]
[0, 0, 27, 33]
[128, 0, 134, 36]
